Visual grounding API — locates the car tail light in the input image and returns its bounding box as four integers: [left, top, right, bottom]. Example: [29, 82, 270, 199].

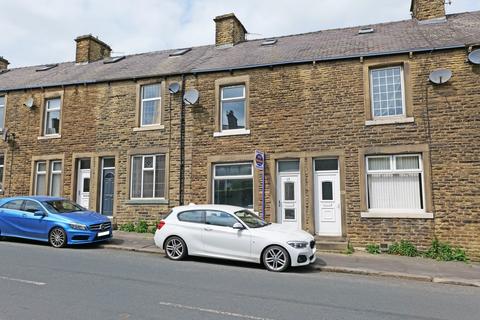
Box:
[157, 220, 166, 230]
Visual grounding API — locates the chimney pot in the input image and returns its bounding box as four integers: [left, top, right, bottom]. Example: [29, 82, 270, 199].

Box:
[410, 0, 446, 21]
[75, 34, 112, 63]
[214, 13, 247, 47]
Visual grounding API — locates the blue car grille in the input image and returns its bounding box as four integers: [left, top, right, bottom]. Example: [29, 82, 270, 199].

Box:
[89, 222, 111, 231]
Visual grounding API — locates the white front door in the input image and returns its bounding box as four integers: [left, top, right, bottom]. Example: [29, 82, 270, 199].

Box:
[277, 174, 301, 230]
[315, 172, 341, 236]
[76, 169, 90, 209]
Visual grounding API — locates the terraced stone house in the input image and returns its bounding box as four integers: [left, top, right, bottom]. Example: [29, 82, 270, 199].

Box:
[0, 0, 479, 259]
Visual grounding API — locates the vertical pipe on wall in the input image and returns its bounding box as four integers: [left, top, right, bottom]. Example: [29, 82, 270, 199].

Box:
[179, 75, 186, 205]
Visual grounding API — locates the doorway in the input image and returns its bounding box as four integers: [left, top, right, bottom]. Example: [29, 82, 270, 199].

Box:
[277, 160, 301, 230]
[100, 157, 115, 216]
[76, 159, 90, 208]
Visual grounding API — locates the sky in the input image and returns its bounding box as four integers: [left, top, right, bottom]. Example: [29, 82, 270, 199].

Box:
[1, 0, 479, 68]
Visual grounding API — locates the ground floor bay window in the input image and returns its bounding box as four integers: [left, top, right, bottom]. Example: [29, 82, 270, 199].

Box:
[366, 154, 424, 213]
[213, 163, 253, 209]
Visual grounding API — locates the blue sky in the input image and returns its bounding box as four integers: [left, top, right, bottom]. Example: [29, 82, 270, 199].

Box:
[1, 0, 479, 68]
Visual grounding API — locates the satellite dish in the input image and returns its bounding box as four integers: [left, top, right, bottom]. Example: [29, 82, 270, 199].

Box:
[24, 97, 34, 108]
[183, 89, 199, 105]
[429, 69, 452, 84]
[468, 49, 480, 65]
[168, 82, 180, 94]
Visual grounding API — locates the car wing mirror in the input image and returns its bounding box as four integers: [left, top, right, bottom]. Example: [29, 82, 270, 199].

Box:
[232, 222, 245, 230]
[34, 210, 46, 217]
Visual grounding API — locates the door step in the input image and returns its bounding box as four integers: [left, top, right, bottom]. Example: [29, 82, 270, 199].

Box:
[315, 236, 349, 252]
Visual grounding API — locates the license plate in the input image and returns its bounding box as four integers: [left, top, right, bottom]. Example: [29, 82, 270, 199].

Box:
[98, 231, 110, 237]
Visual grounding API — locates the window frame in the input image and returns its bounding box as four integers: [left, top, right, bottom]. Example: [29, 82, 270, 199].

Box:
[43, 97, 62, 136]
[0, 95, 5, 130]
[365, 154, 425, 214]
[34, 161, 47, 195]
[0, 153, 4, 192]
[212, 162, 254, 208]
[49, 160, 62, 196]
[220, 84, 246, 133]
[140, 83, 162, 127]
[369, 65, 406, 119]
[33, 159, 63, 196]
[130, 154, 166, 200]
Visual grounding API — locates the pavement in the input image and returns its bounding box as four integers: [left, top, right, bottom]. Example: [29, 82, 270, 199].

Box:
[102, 231, 480, 288]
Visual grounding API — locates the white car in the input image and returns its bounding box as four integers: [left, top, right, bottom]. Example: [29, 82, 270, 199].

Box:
[154, 204, 316, 272]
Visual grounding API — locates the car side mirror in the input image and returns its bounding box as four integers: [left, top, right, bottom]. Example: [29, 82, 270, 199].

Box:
[34, 210, 46, 217]
[232, 222, 244, 230]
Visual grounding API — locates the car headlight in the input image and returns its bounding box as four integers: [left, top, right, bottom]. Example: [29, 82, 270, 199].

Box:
[69, 223, 88, 231]
[287, 241, 308, 249]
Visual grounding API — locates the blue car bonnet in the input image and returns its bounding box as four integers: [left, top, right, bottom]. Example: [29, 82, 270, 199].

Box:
[58, 211, 110, 225]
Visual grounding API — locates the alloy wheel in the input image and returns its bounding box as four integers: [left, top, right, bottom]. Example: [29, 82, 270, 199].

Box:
[264, 246, 289, 272]
[165, 237, 187, 260]
[49, 228, 67, 248]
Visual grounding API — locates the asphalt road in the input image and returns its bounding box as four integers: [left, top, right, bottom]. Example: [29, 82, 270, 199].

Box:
[0, 239, 478, 320]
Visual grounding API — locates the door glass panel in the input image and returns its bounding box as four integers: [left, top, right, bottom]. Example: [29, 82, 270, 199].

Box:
[284, 182, 295, 201]
[178, 210, 204, 223]
[79, 159, 90, 169]
[2, 199, 23, 210]
[206, 211, 238, 227]
[278, 160, 299, 172]
[23, 200, 43, 213]
[103, 158, 115, 168]
[284, 209, 295, 220]
[83, 178, 90, 192]
[322, 181, 333, 200]
[315, 159, 338, 171]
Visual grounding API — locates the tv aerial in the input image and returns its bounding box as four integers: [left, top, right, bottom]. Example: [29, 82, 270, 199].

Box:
[468, 49, 480, 65]
[183, 89, 199, 105]
[429, 69, 452, 84]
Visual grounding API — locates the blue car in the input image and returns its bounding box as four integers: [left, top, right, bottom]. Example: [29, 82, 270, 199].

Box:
[0, 196, 112, 248]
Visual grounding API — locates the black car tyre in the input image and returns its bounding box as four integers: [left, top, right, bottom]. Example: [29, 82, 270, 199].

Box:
[164, 236, 187, 260]
[262, 245, 290, 272]
[49, 227, 67, 248]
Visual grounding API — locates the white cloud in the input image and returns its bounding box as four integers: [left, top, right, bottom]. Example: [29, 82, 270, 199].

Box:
[1, 0, 478, 67]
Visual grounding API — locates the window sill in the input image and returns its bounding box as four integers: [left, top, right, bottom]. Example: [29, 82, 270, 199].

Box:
[38, 134, 61, 140]
[133, 125, 165, 132]
[126, 199, 169, 205]
[361, 211, 433, 219]
[213, 129, 250, 137]
[365, 117, 414, 126]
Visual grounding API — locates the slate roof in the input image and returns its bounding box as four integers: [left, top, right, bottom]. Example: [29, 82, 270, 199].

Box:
[1, 11, 480, 92]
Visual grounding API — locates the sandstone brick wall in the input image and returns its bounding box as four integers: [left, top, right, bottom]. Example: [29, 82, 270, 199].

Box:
[214, 14, 246, 46]
[411, 0, 445, 20]
[75, 36, 111, 63]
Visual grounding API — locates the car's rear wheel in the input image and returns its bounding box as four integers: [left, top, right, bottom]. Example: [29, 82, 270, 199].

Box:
[164, 236, 187, 260]
[263, 245, 290, 272]
[49, 227, 67, 248]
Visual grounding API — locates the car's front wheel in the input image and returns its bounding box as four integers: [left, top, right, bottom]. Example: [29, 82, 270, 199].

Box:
[164, 236, 187, 260]
[262, 245, 290, 272]
[49, 227, 67, 248]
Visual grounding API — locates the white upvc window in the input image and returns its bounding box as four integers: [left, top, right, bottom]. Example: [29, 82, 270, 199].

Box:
[0, 96, 5, 129]
[131, 154, 165, 199]
[44, 97, 61, 135]
[0, 154, 4, 191]
[34, 161, 47, 195]
[366, 154, 425, 213]
[140, 84, 161, 126]
[220, 85, 246, 132]
[212, 162, 253, 208]
[370, 66, 405, 118]
[50, 161, 62, 197]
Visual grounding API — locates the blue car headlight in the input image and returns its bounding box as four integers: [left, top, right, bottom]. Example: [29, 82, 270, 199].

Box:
[69, 223, 88, 231]
[287, 241, 308, 249]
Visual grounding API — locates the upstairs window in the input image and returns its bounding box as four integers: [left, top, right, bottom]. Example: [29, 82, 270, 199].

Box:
[44, 97, 61, 135]
[0, 96, 4, 129]
[370, 66, 405, 118]
[140, 84, 161, 126]
[221, 85, 246, 131]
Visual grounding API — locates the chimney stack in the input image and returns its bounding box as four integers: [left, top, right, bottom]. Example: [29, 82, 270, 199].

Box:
[214, 13, 247, 47]
[75, 34, 111, 63]
[410, 0, 446, 21]
[0, 57, 9, 70]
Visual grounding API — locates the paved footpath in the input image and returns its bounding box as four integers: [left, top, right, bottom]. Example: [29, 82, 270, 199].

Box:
[101, 231, 480, 287]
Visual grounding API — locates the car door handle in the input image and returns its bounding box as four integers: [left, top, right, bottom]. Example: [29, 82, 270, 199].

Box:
[22, 214, 27, 217]
[204, 227, 212, 231]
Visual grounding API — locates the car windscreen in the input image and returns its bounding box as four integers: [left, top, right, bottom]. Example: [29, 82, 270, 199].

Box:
[234, 210, 269, 228]
[42, 200, 86, 214]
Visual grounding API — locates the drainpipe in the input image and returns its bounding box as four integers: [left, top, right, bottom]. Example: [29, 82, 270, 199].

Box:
[179, 75, 186, 205]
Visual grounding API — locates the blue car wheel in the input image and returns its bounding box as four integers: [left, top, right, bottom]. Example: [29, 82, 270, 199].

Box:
[49, 227, 67, 248]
